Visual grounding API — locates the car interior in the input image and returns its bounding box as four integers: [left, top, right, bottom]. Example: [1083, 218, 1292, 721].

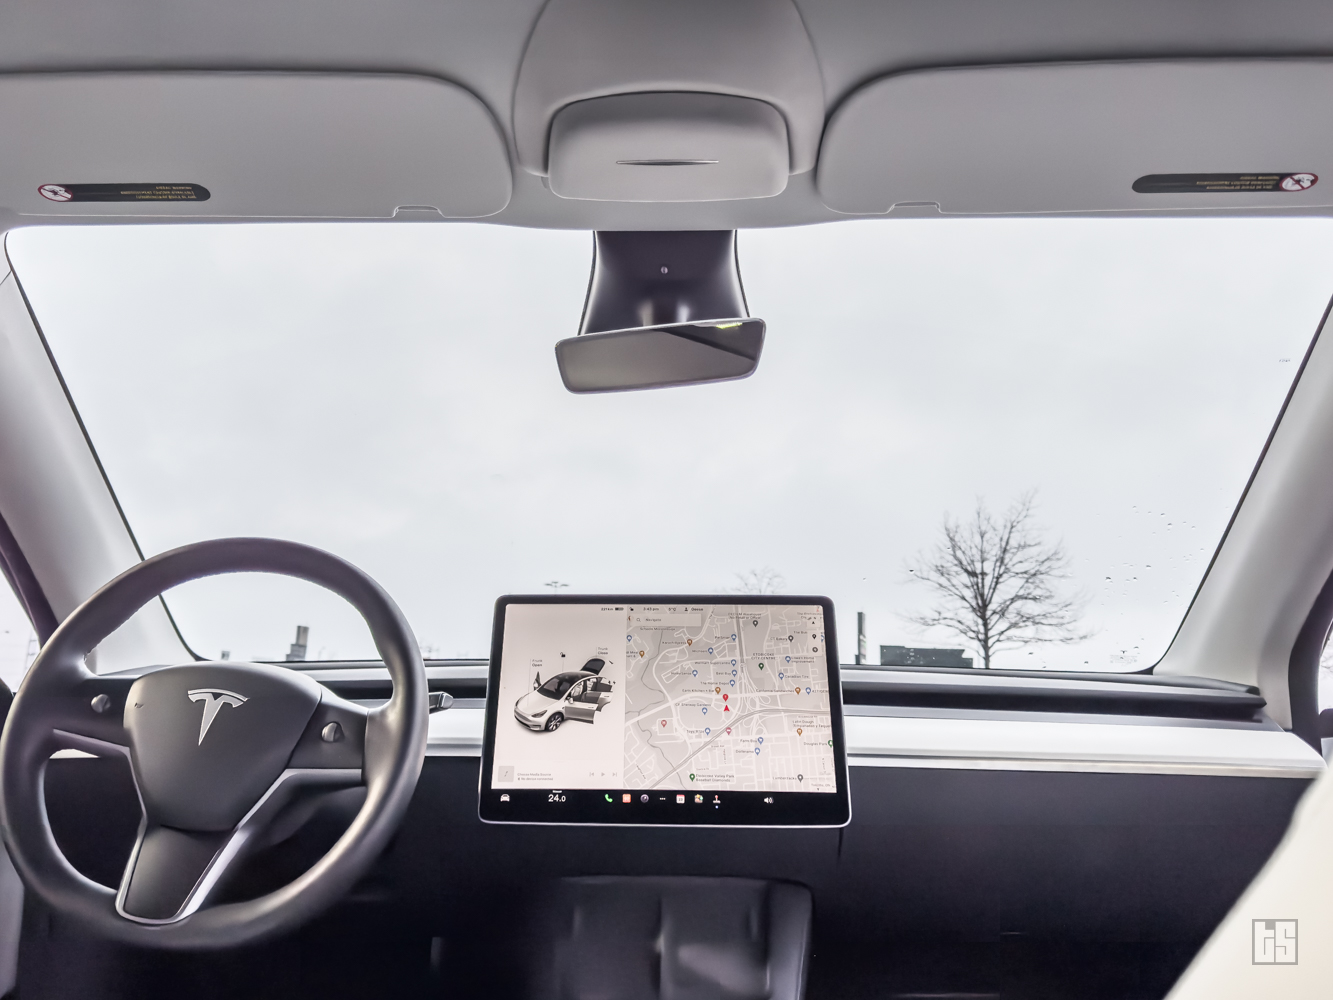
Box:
[2, 1, 1333, 998]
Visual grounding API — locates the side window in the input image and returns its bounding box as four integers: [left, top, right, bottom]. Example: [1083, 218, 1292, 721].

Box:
[0, 580, 37, 693]
[1319, 633, 1333, 759]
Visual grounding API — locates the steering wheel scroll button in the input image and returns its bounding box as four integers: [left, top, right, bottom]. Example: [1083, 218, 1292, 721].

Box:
[90, 693, 112, 714]
[320, 722, 343, 743]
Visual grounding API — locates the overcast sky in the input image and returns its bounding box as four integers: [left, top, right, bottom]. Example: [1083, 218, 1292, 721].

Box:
[6, 217, 1333, 674]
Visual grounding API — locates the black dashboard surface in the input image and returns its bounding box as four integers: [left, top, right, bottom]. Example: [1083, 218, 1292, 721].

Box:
[29, 751, 1309, 1000]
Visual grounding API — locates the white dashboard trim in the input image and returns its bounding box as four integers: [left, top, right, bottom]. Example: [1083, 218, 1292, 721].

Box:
[48, 704, 1323, 778]
[849, 756, 1317, 779]
[425, 707, 1325, 779]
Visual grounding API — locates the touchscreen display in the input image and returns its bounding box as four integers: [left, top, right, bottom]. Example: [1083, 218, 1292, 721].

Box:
[479, 597, 850, 826]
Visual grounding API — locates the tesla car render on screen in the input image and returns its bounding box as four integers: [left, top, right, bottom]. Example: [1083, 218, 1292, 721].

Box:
[514, 660, 613, 731]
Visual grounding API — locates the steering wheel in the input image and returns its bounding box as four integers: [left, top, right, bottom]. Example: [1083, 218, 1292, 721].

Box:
[0, 538, 428, 949]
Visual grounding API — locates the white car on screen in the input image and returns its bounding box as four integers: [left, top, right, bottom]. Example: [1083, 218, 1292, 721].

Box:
[514, 659, 613, 732]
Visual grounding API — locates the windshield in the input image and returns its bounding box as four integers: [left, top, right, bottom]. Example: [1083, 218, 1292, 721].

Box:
[9, 219, 1333, 670]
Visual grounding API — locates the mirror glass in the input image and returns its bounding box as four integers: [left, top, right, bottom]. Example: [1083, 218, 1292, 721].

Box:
[555, 318, 765, 393]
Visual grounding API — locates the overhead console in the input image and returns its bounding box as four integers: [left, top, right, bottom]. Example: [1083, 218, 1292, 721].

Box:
[0, 72, 512, 221]
[818, 60, 1333, 215]
[513, 0, 824, 203]
[479, 596, 850, 826]
[548, 92, 790, 203]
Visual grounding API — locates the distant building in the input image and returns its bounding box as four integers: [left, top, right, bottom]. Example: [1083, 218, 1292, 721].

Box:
[879, 645, 974, 668]
[285, 625, 309, 662]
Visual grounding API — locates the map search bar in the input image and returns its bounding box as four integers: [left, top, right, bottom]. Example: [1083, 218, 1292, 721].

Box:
[636, 613, 702, 626]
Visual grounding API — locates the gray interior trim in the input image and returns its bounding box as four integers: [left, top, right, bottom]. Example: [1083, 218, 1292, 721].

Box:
[1157, 289, 1333, 723]
[6, 245, 200, 660]
[0, 256, 186, 671]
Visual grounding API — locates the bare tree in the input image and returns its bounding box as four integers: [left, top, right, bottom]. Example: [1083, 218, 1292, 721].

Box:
[905, 492, 1088, 668]
[730, 567, 787, 595]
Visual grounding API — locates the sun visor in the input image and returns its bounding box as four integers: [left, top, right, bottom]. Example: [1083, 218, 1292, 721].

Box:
[548, 93, 789, 202]
[0, 73, 512, 220]
[818, 61, 1333, 215]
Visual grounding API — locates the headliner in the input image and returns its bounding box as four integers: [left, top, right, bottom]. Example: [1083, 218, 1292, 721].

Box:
[4, 0, 1333, 230]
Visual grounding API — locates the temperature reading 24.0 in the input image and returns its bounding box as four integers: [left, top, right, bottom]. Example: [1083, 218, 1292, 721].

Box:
[548, 792, 567, 803]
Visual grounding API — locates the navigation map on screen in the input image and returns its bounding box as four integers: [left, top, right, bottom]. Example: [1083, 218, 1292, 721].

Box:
[490, 602, 837, 794]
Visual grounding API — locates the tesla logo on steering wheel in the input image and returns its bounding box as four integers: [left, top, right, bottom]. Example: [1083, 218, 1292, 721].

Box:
[187, 688, 248, 745]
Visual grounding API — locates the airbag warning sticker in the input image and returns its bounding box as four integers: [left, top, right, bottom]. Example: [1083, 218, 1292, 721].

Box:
[1133, 173, 1317, 194]
[38, 183, 210, 203]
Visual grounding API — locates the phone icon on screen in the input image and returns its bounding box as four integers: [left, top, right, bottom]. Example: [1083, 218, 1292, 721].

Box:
[604, 794, 613, 802]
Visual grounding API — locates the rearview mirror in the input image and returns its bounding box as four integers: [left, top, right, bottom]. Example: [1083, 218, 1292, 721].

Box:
[557, 230, 765, 393]
[556, 319, 765, 393]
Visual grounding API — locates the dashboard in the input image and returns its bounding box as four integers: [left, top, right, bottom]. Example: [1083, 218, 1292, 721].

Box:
[29, 644, 1325, 998]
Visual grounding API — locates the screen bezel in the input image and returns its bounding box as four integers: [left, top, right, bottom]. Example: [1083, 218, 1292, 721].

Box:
[478, 594, 851, 827]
